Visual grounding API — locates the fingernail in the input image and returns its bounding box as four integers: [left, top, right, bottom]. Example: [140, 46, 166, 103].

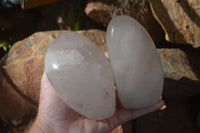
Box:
[160, 105, 167, 110]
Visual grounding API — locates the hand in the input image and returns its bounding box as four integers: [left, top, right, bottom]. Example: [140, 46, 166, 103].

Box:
[28, 73, 164, 133]
[28, 52, 165, 133]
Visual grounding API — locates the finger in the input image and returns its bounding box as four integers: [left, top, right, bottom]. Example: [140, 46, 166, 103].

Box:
[40, 73, 51, 103]
[104, 51, 110, 61]
[40, 73, 51, 97]
[41, 72, 51, 90]
[128, 99, 165, 120]
[107, 99, 165, 129]
[40, 72, 58, 104]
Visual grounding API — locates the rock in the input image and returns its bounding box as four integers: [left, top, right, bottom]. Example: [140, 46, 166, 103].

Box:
[149, 0, 200, 47]
[158, 48, 198, 81]
[0, 30, 106, 122]
[111, 125, 123, 133]
[85, 2, 114, 25]
[106, 15, 164, 109]
[0, 29, 128, 133]
[111, 121, 133, 133]
[85, 1, 165, 42]
[45, 32, 115, 120]
[158, 48, 200, 81]
[158, 48, 200, 99]
[1, 29, 200, 132]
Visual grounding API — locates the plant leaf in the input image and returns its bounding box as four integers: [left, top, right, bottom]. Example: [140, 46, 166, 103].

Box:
[3, 45, 7, 51]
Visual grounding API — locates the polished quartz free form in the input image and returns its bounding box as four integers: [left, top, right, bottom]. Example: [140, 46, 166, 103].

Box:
[45, 32, 115, 120]
[106, 15, 164, 109]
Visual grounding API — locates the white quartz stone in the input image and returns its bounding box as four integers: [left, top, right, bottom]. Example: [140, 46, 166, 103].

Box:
[45, 32, 115, 120]
[106, 15, 164, 109]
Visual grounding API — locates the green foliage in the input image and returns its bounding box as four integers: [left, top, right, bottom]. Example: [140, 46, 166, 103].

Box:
[73, 22, 80, 31]
[0, 37, 12, 52]
[72, 0, 85, 31]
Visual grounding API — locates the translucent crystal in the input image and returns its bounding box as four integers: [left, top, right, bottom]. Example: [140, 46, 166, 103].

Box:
[106, 15, 164, 109]
[45, 32, 115, 120]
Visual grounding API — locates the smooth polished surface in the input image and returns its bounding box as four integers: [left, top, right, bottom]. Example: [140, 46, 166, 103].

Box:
[106, 15, 164, 109]
[45, 32, 115, 120]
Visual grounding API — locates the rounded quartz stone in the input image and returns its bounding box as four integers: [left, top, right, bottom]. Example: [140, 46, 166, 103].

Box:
[45, 32, 115, 120]
[106, 15, 164, 109]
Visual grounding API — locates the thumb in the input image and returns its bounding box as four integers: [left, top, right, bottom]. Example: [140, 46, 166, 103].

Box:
[107, 99, 165, 129]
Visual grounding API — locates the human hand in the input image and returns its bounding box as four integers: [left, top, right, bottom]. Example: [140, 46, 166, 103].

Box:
[28, 52, 165, 133]
[28, 73, 164, 133]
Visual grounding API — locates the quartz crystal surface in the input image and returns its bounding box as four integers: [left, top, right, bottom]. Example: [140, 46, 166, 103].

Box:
[106, 15, 164, 109]
[45, 32, 115, 120]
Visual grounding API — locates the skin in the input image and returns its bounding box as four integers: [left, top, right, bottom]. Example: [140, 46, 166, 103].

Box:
[28, 52, 165, 133]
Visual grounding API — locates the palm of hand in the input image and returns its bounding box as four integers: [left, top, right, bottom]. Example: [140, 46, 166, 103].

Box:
[36, 73, 164, 133]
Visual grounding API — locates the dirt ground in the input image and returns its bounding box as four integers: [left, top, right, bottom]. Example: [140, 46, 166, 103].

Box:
[0, 0, 200, 133]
